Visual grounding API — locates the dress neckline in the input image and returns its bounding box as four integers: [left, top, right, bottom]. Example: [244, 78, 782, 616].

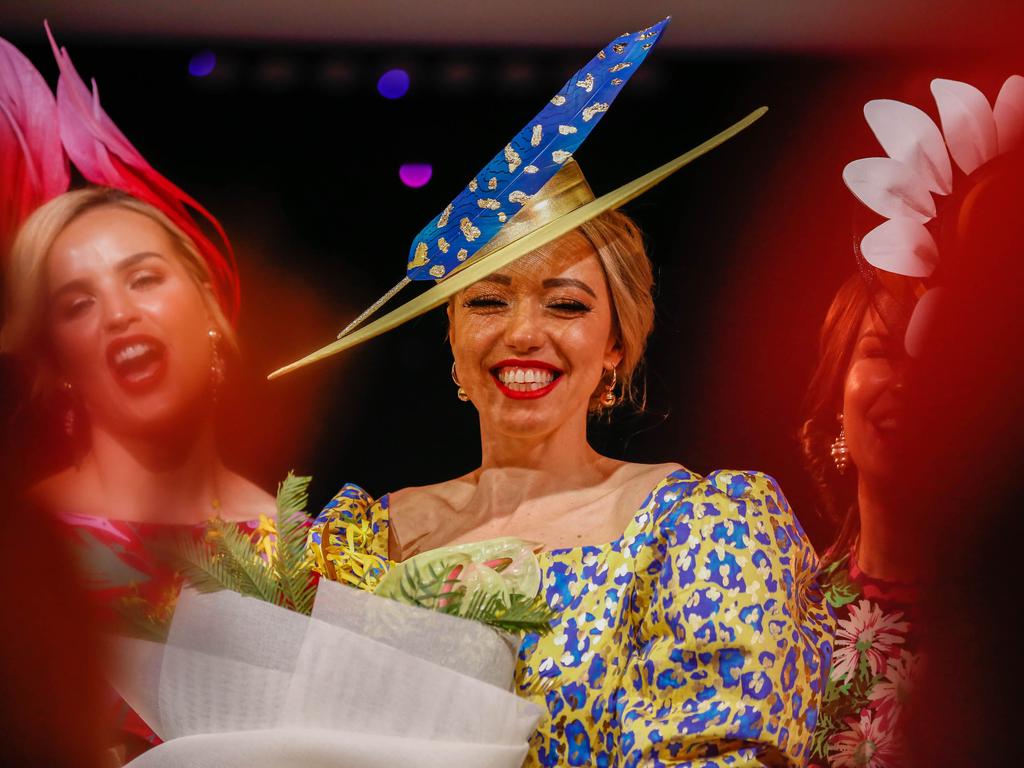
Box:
[377, 465, 692, 561]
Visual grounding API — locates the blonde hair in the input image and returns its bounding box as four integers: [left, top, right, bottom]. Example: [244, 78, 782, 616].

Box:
[577, 209, 654, 412]
[2, 187, 237, 394]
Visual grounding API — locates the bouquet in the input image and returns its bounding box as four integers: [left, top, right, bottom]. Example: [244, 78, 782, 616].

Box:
[108, 474, 547, 767]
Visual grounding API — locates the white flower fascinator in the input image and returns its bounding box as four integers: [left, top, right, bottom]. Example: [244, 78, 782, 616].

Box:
[842, 75, 1024, 355]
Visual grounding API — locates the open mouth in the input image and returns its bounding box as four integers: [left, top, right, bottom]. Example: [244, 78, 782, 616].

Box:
[869, 408, 903, 436]
[490, 360, 563, 400]
[106, 335, 168, 393]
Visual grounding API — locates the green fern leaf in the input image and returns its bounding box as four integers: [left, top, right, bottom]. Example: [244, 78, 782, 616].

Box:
[273, 472, 315, 613]
[208, 519, 280, 604]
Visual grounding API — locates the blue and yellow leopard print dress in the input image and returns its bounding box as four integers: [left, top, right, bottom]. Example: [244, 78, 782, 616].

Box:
[308, 467, 835, 767]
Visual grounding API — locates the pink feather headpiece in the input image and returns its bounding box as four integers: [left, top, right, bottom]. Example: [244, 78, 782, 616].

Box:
[0, 25, 240, 323]
[0, 34, 69, 250]
[842, 75, 1024, 355]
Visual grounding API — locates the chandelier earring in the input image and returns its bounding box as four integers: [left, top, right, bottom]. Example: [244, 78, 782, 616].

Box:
[209, 328, 225, 402]
[600, 367, 619, 408]
[451, 362, 469, 402]
[830, 413, 850, 475]
[61, 380, 76, 439]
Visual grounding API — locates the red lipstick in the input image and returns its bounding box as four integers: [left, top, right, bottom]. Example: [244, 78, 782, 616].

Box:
[490, 359, 563, 400]
[106, 334, 168, 394]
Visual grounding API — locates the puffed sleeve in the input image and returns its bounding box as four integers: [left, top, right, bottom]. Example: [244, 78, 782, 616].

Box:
[307, 483, 393, 592]
[617, 470, 835, 767]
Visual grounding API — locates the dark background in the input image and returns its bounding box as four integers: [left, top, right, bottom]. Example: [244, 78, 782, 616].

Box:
[2, 16, 1018, 550]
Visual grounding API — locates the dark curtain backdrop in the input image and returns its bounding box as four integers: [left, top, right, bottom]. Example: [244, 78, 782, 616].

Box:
[2, 29, 1012, 550]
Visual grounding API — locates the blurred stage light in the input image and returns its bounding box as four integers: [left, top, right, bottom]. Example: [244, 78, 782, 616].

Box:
[256, 56, 298, 89]
[498, 60, 536, 91]
[378, 68, 410, 99]
[399, 163, 433, 188]
[189, 49, 217, 77]
[318, 58, 358, 90]
[438, 60, 478, 92]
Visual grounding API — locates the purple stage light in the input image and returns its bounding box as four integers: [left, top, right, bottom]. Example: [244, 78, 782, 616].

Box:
[378, 68, 410, 99]
[189, 50, 217, 77]
[399, 164, 432, 189]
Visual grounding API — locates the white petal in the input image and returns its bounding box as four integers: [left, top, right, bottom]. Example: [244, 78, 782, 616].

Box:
[864, 99, 952, 195]
[860, 218, 938, 277]
[905, 288, 944, 357]
[843, 157, 936, 222]
[931, 78, 998, 175]
[993, 74, 1024, 154]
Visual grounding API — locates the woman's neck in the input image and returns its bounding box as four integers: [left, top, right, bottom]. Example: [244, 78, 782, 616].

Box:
[78, 422, 226, 524]
[856, 477, 920, 582]
[475, 414, 616, 504]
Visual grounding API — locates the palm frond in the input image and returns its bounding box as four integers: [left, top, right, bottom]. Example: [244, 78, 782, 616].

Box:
[173, 533, 243, 595]
[206, 518, 281, 604]
[170, 471, 320, 616]
[455, 590, 556, 636]
[273, 472, 316, 613]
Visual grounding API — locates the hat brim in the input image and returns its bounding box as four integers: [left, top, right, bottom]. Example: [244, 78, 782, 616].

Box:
[269, 107, 768, 380]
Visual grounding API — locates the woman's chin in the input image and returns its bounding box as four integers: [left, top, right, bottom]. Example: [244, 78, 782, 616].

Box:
[96, 391, 212, 438]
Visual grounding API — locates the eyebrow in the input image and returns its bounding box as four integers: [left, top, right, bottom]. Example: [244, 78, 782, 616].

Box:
[478, 274, 512, 286]
[473, 273, 597, 298]
[51, 251, 167, 300]
[542, 277, 597, 298]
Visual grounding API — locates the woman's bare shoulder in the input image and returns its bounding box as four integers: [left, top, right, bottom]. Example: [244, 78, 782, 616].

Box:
[25, 465, 96, 514]
[217, 470, 277, 521]
[611, 460, 686, 491]
[389, 472, 476, 513]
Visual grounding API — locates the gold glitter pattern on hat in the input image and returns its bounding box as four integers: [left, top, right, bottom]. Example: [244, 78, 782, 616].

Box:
[409, 241, 429, 268]
[460, 217, 481, 241]
[505, 145, 522, 173]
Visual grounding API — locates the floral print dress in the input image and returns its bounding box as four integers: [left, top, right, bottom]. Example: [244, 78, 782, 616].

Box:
[308, 467, 837, 767]
[809, 553, 918, 768]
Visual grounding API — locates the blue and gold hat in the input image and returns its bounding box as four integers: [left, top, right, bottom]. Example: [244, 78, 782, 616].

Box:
[270, 18, 766, 379]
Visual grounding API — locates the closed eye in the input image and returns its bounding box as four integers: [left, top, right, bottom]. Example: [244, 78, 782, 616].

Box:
[547, 299, 592, 313]
[463, 295, 508, 309]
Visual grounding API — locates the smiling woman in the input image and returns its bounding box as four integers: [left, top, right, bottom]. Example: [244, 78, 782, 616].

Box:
[288, 20, 837, 766]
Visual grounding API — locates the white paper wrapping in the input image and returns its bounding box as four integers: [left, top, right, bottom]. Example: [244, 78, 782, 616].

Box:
[109, 580, 542, 768]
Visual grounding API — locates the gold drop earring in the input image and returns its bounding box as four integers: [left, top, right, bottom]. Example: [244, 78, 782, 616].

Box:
[601, 367, 619, 408]
[451, 362, 469, 402]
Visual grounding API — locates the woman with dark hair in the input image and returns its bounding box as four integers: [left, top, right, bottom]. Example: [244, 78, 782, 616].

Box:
[802, 73, 1024, 766]
[801, 274, 918, 767]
